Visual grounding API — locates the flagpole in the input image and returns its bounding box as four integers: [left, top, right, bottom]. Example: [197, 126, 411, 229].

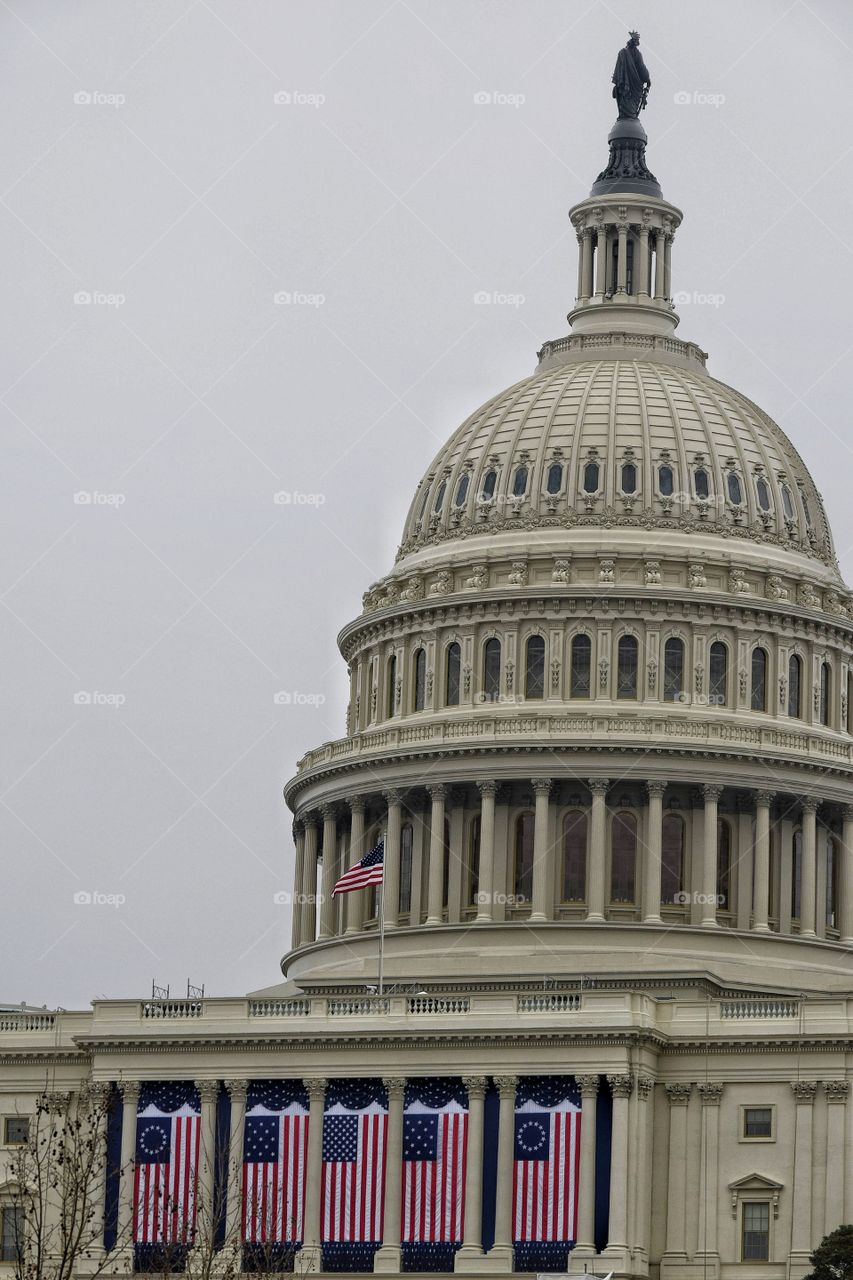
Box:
[377, 832, 387, 998]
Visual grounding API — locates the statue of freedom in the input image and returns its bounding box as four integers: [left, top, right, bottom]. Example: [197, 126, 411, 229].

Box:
[612, 31, 651, 118]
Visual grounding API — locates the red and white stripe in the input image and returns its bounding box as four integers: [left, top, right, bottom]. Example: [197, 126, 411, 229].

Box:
[332, 861, 384, 896]
[242, 1114, 309, 1243]
[133, 1114, 201, 1244]
[513, 1110, 581, 1242]
[402, 1110, 467, 1243]
[321, 1112, 387, 1242]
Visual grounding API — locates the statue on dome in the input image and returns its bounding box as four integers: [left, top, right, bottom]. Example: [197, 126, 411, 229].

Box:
[612, 30, 651, 118]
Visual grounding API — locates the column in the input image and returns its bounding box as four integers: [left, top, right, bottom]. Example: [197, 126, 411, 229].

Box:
[663, 232, 673, 298]
[116, 1080, 140, 1248]
[224, 1080, 248, 1244]
[789, 1081, 817, 1270]
[529, 777, 553, 922]
[581, 230, 594, 301]
[455, 1076, 487, 1270]
[382, 790, 403, 929]
[301, 1078, 327, 1271]
[604, 1075, 633, 1262]
[644, 782, 665, 923]
[426, 784, 447, 926]
[637, 226, 650, 298]
[344, 798, 366, 935]
[616, 224, 628, 293]
[595, 226, 607, 298]
[573, 1075, 599, 1258]
[823, 1081, 849, 1232]
[490, 1076, 517, 1269]
[841, 806, 853, 944]
[701, 786, 723, 927]
[195, 1080, 219, 1246]
[576, 232, 585, 301]
[291, 822, 305, 950]
[587, 780, 609, 922]
[375, 1078, 406, 1273]
[801, 797, 819, 938]
[653, 231, 666, 300]
[751, 791, 774, 933]
[301, 816, 319, 943]
[696, 1084, 723, 1264]
[662, 1084, 691, 1262]
[319, 806, 338, 939]
[84, 1082, 111, 1252]
[633, 1078, 655, 1270]
[475, 782, 498, 923]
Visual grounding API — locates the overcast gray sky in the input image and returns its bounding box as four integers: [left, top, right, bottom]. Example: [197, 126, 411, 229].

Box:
[3, 0, 853, 1008]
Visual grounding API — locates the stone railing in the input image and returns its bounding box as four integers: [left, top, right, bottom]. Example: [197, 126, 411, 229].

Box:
[0, 1011, 56, 1032]
[141, 1000, 204, 1020]
[249, 999, 311, 1018]
[407, 996, 470, 1015]
[537, 330, 708, 369]
[327, 997, 391, 1016]
[719, 999, 799, 1020]
[517, 993, 582, 1013]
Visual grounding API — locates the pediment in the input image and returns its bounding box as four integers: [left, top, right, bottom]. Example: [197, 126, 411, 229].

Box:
[729, 1173, 784, 1193]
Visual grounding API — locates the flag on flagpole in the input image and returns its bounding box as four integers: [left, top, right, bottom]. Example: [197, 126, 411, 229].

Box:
[332, 841, 384, 895]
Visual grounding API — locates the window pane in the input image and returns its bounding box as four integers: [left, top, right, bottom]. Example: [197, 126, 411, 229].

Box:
[792, 830, 802, 919]
[387, 654, 396, 717]
[512, 466, 528, 497]
[663, 639, 684, 702]
[399, 824, 413, 914]
[546, 463, 563, 495]
[709, 642, 727, 706]
[610, 812, 636, 903]
[483, 639, 501, 701]
[455, 473, 469, 507]
[514, 813, 535, 903]
[621, 462, 637, 494]
[617, 636, 638, 699]
[4, 1117, 29, 1144]
[414, 649, 426, 711]
[756, 477, 771, 511]
[446, 643, 461, 707]
[742, 1203, 769, 1261]
[827, 837, 837, 928]
[820, 662, 831, 726]
[660, 813, 684, 904]
[562, 811, 587, 901]
[1, 1207, 23, 1264]
[469, 817, 481, 905]
[695, 469, 709, 499]
[717, 819, 731, 909]
[571, 635, 591, 697]
[659, 465, 674, 496]
[583, 461, 599, 493]
[727, 471, 743, 505]
[802, 494, 812, 526]
[744, 1107, 772, 1138]
[782, 486, 795, 520]
[525, 635, 545, 700]
[482, 470, 497, 502]
[788, 655, 801, 718]
[751, 648, 767, 711]
[433, 480, 446, 513]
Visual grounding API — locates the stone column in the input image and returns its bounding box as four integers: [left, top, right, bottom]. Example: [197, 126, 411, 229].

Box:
[696, 1083, 723, 1265]
[455, 1076, 487, 1270]
[530, 777, 553, 922]
[301, 1078, 327, 1271]
[489, 1076, 517, 1270]
[616, 223, 628, 292]
[581, 229, 594, 301]
[344, 798, 366, 935]
[662, 1084, 691, 1262]
[841, 806, 853, 944]
[573, 1075, 599, 1258]
[291, 822, 306, 950]
[375, 1078, 406, 1273]
[382, 790, 403, 929]
[663, 232, 673, 298]
[587, 780, 609, 922]
[301, 816, 319, 943]
[576, 231, 585, 301]
[426, 784, 448, 926]
[653, 231, 666, 300]
[643, 782, 665, 923]
[604, 1075, 633, 1262]
[83, 1082, 111, 1252]
[801, 797, 819, 938]
[224, 1080, 248, 1243]
[638, 225, 650, 298]
[751, 791, 774, 933]
[475, 782, 498, 923]
[116, 1080, 140, 1247]
[195, 1080, 219, 1245]
[824, 1081, 849, 1232]
[633, 1078, 655, 1270]
[789, 1081, 817, 1270]
[318, 806, 338, 939]
[701, 786, 723, 927]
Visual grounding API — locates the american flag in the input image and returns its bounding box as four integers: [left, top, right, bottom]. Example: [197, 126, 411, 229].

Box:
[513, 1078, 581, 1248]
[242, 1082, 309, 1244]
[402, 1081, 467, 1246]
[133, 1083, 200, 1245]
[321, 1082, 387, 1245]
[332, 842, 384, 895]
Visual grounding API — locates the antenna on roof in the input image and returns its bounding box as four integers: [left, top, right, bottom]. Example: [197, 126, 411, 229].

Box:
[187, 980, 204, 999]
[152, 981, 170, 1000]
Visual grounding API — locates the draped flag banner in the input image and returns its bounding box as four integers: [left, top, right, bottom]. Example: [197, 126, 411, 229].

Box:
[242, 1081, 309, 1267]
[513, 1076, 582, 1272]
[133, 1082, 201, 1266]
[321, 1080, 388, 1272]
[401, 1078, 468, 1273]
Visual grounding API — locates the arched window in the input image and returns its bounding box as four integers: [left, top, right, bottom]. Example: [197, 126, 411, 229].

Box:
[418, 486, 431, 522]
[617, 635, 638, 699]
[621, 462, 637, 494]
[583, 460, 600, 493]
[433, 480, 446, 513]
[468, 816, 480, 907]
[801, 493, 812, 527]
[514, 812, 535, 903]
[717, 818, 732, 910]
[546, 462, 563, 495]
[709, 641, 728, 707]
[663, 638, 684, 702]
[525, 635, 545, 700]
[826, 836, 838, 929]
[512, 466, 528, 497]
[727, 471, 743, 505]
[445, 642, 461, 707]
[571, 634, 592, 698]
[413, 648, 426, 711]
[442, 818, 451, 909]
[791, 828, 803, 920]
[562, 811, 587, 902]
[483, 638, 501, 701]
[658, 464, 674, 496]
[781, 486, 795, 521]
[660, 813, 684, 905]
[481, 470, 497, 502]
[454, 473, 470, 507]
[694, 468, 710, 500]
[399, 822, 413, 914]
[610, 812, 637, 903]
[820, 661, 831, 727]
[750, 647, 767, 712]
[756, 476, 771, 511]
[387, 653, 397, 717]
[788, 654, 802, 719]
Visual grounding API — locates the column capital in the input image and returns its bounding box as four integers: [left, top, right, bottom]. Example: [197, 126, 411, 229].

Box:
[493, 1075, 518, 1097]
[754, 790, 775, 808]
[382, 1077, 406, 1098]
[320, 803, 338, 822]
[117, 1079, 141, 1104]
[702, 785, 724, 803]
[382, 788, 404, 807]
[43, 1090, 72, 1112]
[823, 1080, 850, 1102]
[791, 1080, 818, 1104]
[636, 1076, 655, 1101]
[463, 1075, 488, 1100]
[577, 1074, 600, 1098]
[427, 783, 447, 801]
[646, 781, 667, 799]
[800, 795, 820, 813]
[665, 1082, 692, 1106]
[607, 1073, 634, 1099]
[588, 777, 610, 796]
[196, 1080, 220, 1105]
[531, 777, 552, 795]
[697, 1082, 724, 1106]
[349, 796, 367, 814]
[292, 819, 305, 839]
[301, 811, 320, 830]
[305, 1078, 328, 1102]
[80, 1080, 112, 1105]
[477, 780, 498, 797]
[224, 1079, 248, 1104]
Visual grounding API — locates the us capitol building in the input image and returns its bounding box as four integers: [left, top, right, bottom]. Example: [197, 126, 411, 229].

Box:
[4, 36, 853, 1280]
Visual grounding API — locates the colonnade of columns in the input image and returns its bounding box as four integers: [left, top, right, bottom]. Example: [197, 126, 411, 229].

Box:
[576, 223, 673, 304]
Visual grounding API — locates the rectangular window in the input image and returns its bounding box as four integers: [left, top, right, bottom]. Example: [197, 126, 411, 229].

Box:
[743, 1107, 772, 1138]
[1, 1206, 23, 1264]
[3, 1117, 29, 1145]
[742, 1201, 770, 1261]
